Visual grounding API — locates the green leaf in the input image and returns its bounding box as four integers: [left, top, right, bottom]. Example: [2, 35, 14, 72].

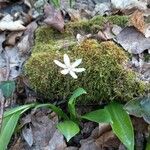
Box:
[0, 81, 15, 99]
[34, 103, 69, 120]
[0, 111, 21, 150]
[57, 120, 80, 142]
[51, 0, 61, 7]
[68, 88, 87, 120]
[0, 104, 36, 150]
[4, 104, 36, 118]
[146, 136, 150, 150]
[82, 102, 134, 150]
[82, 109, 110, 123]
[106, 102, 134, 150]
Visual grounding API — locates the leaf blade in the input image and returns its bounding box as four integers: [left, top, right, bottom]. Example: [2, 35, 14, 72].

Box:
[106, 102, 134, 150]
[57, 120, 80, 142]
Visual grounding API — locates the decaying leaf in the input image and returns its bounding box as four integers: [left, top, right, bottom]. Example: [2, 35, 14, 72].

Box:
[6, 31, 23, 46]
[44, 4, 64, 32]
[124, 97, 150, 124]
[0, 14, 26, 31]
[97, 22, 114, 41]
[22, 126, 34, 147]
[130, 10, 145, 33]
[115, 26, 150, 54]
[0, 32, 5, 53]
[17, 35, 30, 56]
[111, 0, 147, 11]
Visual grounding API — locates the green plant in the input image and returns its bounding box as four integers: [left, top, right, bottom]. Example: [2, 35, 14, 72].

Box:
[0, 81, 15, 99]
[0, 104, 37, 150]
[0, 88, 134, 150]
[50, 0, 75, 7]
[82, 102, 134, 150]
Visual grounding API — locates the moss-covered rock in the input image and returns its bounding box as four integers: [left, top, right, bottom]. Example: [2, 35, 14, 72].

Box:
[32, 15, 129, 53]
[25, 39, 147, 102]
[24, 15, 148, 103]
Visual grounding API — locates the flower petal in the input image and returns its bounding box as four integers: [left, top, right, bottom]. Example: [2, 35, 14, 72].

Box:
[54, 60, 66, 68]
[73, 68, 86, 72]
[64, 54, 70, 67]
[69, 71, 78, 79]
[60, 69, 69, 75]
[71, 59, 82, 68]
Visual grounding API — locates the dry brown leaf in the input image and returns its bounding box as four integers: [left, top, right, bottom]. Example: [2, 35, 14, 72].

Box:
[6, 31, 23, 46]
[44, 4, 64, 32]
[130, 10, 145, 33]
[97, 22, 114, 41]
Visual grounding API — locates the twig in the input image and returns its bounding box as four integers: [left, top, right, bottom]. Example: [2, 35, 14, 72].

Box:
[0, 89, 4, 131]
[5, 51, 10, 81]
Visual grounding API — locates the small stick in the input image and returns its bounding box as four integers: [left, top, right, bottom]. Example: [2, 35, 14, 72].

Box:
[0, 90, 4, 131]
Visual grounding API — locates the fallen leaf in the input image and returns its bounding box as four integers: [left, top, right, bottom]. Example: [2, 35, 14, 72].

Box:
[115, 26, 150, 54]
[44, 4, 64, 32]
[17, 35, 30, 56]
[111, 0, 147, 11]
[0, 32, 5, 53]
[17, 22, 38, 56]
[130, 10, 145, 33]
[22, 126, 33, 147]
[6, 31, 23, 46]
[0, 14, 26, 31]
[97, 22, 114, 41]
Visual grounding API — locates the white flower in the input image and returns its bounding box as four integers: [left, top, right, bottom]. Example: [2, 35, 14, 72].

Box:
[54, 54, 85, 79]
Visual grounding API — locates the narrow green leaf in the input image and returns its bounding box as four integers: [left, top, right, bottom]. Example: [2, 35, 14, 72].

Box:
[106, 102, 134, 150]
[82, 109, 110, 123]
[146, 136, 150, 150]
[68, 88, 87, 120]
[0, 111, 21, 150]
[0, 104, 36, 150]
[51, 0, 60, 7]
[4, 104, 36, 118]
[34, 103, 69, 120]
[57, 120, 80, 142]
[0, 81, 15, 98]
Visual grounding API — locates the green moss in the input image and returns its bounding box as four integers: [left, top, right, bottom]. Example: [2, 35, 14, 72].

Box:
[25, 40, 147, 102]
[33, 15, 129, 53]
[66, 15, 129, 34]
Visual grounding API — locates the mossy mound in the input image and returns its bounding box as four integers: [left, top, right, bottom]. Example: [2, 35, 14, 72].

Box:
[25, 39, 147, 102]
[32, 15, 129, 53]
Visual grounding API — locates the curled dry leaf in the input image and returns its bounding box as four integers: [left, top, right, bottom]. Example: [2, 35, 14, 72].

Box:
[97, 22, 114, 41]
[0, 14, 26, 31]
[44, 4, 64, 32]
[6, 31, 23, 46]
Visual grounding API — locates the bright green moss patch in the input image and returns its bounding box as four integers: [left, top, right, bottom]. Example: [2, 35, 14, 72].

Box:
[25, 40, 147, 102]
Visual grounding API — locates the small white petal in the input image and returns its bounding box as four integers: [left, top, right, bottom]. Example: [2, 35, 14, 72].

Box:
[73, 68, 86, 72]
[69, 71, 78, 79]
[71, 59, 82, 68]
[60, 69, 69, 75]
[54, 60, 66, 68]
[64, 54, 70, 67]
